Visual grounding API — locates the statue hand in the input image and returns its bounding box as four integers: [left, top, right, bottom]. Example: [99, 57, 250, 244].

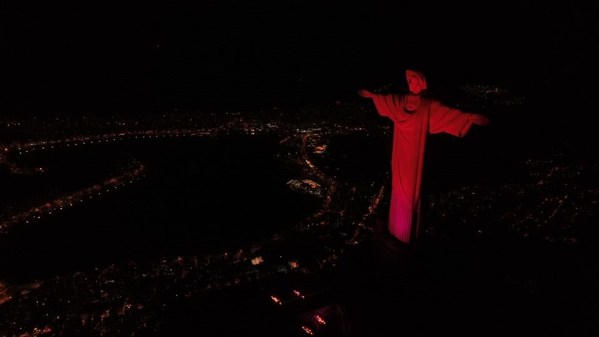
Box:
[471, 114, 490, 126]
[358, 89, 374, 98]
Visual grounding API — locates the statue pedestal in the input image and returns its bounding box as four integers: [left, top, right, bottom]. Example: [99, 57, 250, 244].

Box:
[371, 217, 412, 268]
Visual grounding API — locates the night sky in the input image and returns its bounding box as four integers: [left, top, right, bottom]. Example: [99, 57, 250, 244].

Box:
[2, 1, 598, 116]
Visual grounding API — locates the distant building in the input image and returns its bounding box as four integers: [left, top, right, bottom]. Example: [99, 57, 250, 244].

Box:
[313, 145, 327, 154]
[287, 179, 324, 197]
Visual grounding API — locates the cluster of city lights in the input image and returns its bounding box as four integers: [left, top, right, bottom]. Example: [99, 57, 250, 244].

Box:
[0, 119, 386, 336]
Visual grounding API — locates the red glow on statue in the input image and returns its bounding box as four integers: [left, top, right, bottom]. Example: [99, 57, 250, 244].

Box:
[359, 69, 489, 244]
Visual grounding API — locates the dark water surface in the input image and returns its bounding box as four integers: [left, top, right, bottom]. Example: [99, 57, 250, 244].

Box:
[0, 135, 320, 282]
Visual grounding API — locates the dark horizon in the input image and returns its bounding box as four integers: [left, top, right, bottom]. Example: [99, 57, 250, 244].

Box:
[3, 1, 598, 117]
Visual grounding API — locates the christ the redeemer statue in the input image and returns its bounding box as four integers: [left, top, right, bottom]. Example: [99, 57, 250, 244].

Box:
[358, 69, 490, 244]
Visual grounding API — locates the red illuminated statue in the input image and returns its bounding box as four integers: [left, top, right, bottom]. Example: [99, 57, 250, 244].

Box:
[359, 69, 490, 244]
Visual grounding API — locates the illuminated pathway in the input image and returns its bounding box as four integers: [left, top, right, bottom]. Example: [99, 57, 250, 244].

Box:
[0, 160, 145, 235]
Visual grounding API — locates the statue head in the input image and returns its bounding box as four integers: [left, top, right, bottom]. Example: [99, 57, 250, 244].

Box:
[405, 69, 427, 95]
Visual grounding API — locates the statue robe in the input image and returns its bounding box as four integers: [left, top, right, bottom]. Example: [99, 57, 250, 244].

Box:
[371, 93, 476, 243]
